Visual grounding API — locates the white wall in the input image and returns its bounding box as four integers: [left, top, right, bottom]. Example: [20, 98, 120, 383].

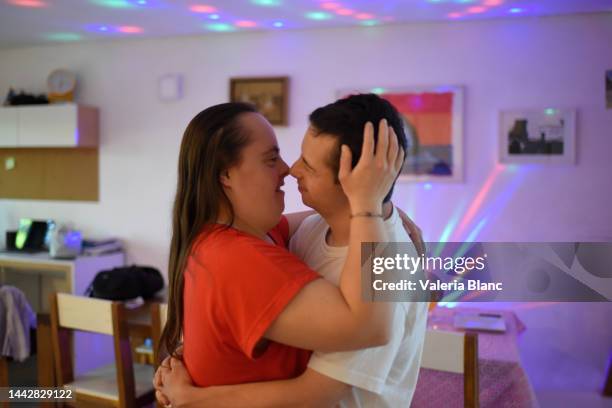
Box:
[1, 12, 611, 394]
[1, 14, 612, 268]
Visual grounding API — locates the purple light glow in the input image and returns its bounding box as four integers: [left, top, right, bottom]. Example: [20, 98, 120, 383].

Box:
[117, 25, 144, 33]
[320, 2, 340, 10]
[190, 4, 217, 13]
[335, 8, 354, 16]
[354, 12, 374, 20]
[235, 20, 257, 27]
[7, 0, 47, 7]
[467, 6, 486, 13]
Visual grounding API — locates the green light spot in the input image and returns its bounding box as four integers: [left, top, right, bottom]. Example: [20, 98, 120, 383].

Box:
[45, 32, 83, 42]
[90, 0, 134, 8]
[15, 219, 32, 250]
[206, 23, 235, 32]
[251, 0, 282, 6]
[361, 20, 379, 26]
[545, 108, 556, 115]
[371, 87, 386, 94]
[305, 11, 332, 20]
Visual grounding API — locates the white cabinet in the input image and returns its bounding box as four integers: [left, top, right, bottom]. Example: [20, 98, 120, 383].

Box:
[0, 104, 98, 148]
[0, 108, 18, 147]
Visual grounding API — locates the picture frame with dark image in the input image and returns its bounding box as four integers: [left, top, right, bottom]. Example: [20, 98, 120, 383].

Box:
[499, 108, 576, 164]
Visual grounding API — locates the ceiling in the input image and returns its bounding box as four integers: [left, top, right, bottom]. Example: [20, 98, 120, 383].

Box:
[0, 0, 610, 49]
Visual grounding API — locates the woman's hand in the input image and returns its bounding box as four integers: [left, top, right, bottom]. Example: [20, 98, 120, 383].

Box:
[395, 206, 426, 255]
[338, 119, 404, 214]
[154, 356, 171, 407]
[154, 356, 194, 408]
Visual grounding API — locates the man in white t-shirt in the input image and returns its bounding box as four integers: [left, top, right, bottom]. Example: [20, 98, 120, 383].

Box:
[156, 94, 428, 407]
[288, 208, 427, 407]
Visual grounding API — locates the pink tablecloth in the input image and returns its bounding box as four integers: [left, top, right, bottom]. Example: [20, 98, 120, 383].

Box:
[411, 307, 538, 408]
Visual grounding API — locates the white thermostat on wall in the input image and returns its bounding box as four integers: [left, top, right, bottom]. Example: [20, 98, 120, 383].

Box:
[158, 73, 183, 102]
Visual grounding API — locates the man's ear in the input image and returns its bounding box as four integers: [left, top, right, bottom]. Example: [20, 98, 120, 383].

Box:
[219, 170, 231, 188]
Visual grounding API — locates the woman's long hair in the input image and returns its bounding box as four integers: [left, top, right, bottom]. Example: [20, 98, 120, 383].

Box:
[160, 102, 256, 359]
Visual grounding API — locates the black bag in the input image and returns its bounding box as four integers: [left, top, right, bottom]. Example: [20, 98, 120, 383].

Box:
[85, 265, 164, 301]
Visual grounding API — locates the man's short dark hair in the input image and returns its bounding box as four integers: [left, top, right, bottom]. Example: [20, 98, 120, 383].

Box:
[308, 93, 407, 203]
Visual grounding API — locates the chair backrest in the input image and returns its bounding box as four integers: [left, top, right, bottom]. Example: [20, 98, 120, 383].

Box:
[421, 329, 479, 408]
[56, 293, 114, 334]
[49, 292, 137, 408]
[150, 303, 168, 367]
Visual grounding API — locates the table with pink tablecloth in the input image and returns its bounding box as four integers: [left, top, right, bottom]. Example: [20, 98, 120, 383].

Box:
[411, 307, 538, 408]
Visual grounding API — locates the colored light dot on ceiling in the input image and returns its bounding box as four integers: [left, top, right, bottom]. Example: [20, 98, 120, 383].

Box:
[545, 108, 557, 115]
[7, 0, 47, 7]
[424, 183, 433, 190]
[206, 23, 234, 31]
[320, 2, 340, 10]
[448, 12, 462, 18]
[305, 11, 333, 20]
[483, 0, 503, 6]
[371, 87, 386, 94]
[251, 0, 282, 6]
[361, 20, 378, 26]
[456, 0, 474, 3]
[273, 21, 284, 27]
[509, 7, 523, 13]
[136, 0, 147, 4]
[99, 26, 109, 31]
[91, 0, 133, 8]
[118, 25, 144, 33]
[45, 32, 82, 42]
[354, 13, 374, 20]
[209, 13, 220, 19]
[190, 4, 217, 13]
[335, 8, 354, 16]
[467, 6, 486, 13]
[235, 20, 257, 28]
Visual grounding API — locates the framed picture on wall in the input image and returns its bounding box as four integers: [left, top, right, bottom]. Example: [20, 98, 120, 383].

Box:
[230, 76, 289, 125]
[499, 108, 576, 164]
[338, 86, 464, 182]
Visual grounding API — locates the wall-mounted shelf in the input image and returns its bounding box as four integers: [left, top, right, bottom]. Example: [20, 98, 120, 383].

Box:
[0, 104, 98, 148]
[0, 104, 100, 201]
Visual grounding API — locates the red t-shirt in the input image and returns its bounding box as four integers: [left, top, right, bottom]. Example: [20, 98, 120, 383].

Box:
[183, 216, 321, 386]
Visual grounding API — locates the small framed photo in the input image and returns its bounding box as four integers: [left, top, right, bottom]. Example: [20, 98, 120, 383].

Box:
[230, 76, 289, 125]
[499, 108, 577, 164]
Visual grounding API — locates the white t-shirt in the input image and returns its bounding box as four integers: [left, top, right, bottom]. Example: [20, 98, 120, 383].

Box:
[289, 208, 428, 408]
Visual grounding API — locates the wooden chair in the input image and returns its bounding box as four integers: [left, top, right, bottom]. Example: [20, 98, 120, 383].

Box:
[420, 329, 479, 408]
[49, 293, 155, 407]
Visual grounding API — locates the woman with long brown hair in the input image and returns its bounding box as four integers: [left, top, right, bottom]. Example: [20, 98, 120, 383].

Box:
[160, 102, 403, 390]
